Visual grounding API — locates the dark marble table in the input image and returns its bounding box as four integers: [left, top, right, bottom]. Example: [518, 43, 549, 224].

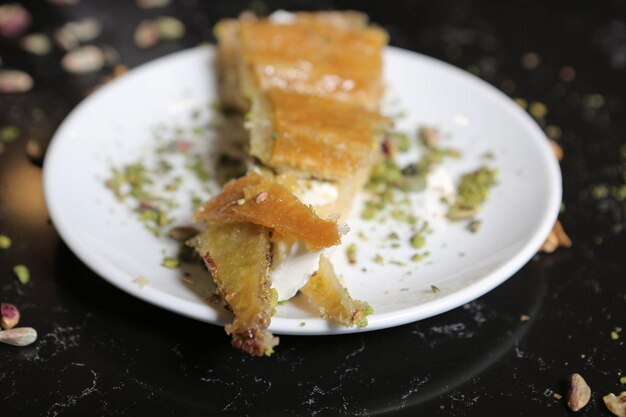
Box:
[1, 0, 624, 415]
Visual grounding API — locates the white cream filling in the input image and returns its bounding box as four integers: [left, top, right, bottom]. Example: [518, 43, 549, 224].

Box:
[291, 178, 339, 207]
[270, 244, 337, 301]
[269, 178, 339, 301]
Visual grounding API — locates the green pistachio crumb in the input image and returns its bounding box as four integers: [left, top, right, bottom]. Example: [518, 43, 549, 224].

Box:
[361, 206, 378, 220]
[0, 234, 11, 249]
[13, 265, 30, 284]
[346, 243, 357, 265]
[0, 126, 20, 144]
[299, 321, 305, 327]
[162, 257, 180, 269]
[610, 331, 619, 341]
[236, 198, 246, 205]
[411, 253, 423, 262]
[374, 254, 384, 264]
[410, 233, 426, 249]
[430, 285, 440, 293]
[448, 166, 498, 221]
[467, 220, 482, 233]
[620, 376, 626, 384]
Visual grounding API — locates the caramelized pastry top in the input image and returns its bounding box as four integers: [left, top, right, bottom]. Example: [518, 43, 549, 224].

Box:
[239, 15, 387, 109]
[267, 88, 389, 178]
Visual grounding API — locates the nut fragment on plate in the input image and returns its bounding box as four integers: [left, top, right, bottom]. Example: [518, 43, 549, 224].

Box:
[0, 69, 33, 93]
[604, 392, 626, 417]
[567, 373, 591, 412]
[540, 220, 572, 253]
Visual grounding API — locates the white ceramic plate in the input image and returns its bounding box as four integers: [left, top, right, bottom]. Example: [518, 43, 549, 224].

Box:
[43, 46, 561, 335]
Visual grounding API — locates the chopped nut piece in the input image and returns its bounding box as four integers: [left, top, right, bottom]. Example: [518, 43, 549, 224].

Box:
[549, 140, 563, 161]
[155, 16, 185, 40]
[161, 257, 179, 269]
[520, 314, 530, 322]
[20, 33, 52, 55]
[54, 18, 101, 50]
[467, 220, 482, 233]
[134, 20, 159, 49]
[61, 46, 105, 74]
[418, 126, 440, 147]
[25, 139, 43, 163]
[346, 243, 357, 265]
[1, 303, 20, 329]
[430, 285, 440, 293]
[567, 373, 591, 412]
[540, 220, 572, 253]
[0, 70, 33, 93]
[603, 392, 626, 417]
[0, 3, 31, 39]
[134, 276, 149, 289]
[0, 327, 37, 346]
[447, 166, 498, 221]
[167, 226, 199, 242]
[0, 125, 20, 143]
[13, 265, 30, 284]
[529, 102, 548, 119]
[0, 234, 11, 249]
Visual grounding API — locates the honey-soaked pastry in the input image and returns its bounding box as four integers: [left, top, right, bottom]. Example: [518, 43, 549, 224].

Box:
[194, 11, 389, 355]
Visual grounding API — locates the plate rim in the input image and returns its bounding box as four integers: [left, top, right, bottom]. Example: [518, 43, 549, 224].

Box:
[43, 45, 562, 336]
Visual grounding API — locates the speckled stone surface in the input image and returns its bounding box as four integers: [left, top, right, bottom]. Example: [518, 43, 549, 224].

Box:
[0, 1, 624, 416]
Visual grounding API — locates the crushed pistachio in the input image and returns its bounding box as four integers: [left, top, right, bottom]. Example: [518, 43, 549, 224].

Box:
[13, 265, 30, 284]
[0, 126, 20, 143]
[373, 254, 384, 264]
[611, 331, 620, 341]
[430, 285, 440, 293]
[299, 321, 305, 327]
[411, 253, 424, 262]
[185, 154, 211, 182]
[410, 233, 426, 249]
[467, 220, 482, 233]
[620, 376, 626, 385]
[447, 166, 498, 221]
[346, 243, 357, 265]
[162, 257, 180, 269]
[0, 234, 11, 249]
[236, 198, 246, 205]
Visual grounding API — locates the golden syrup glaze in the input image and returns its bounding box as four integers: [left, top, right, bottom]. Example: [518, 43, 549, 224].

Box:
[195, 173, 341, 251]
[239, 16, 387, 109]
[266, 88, 390, 179]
